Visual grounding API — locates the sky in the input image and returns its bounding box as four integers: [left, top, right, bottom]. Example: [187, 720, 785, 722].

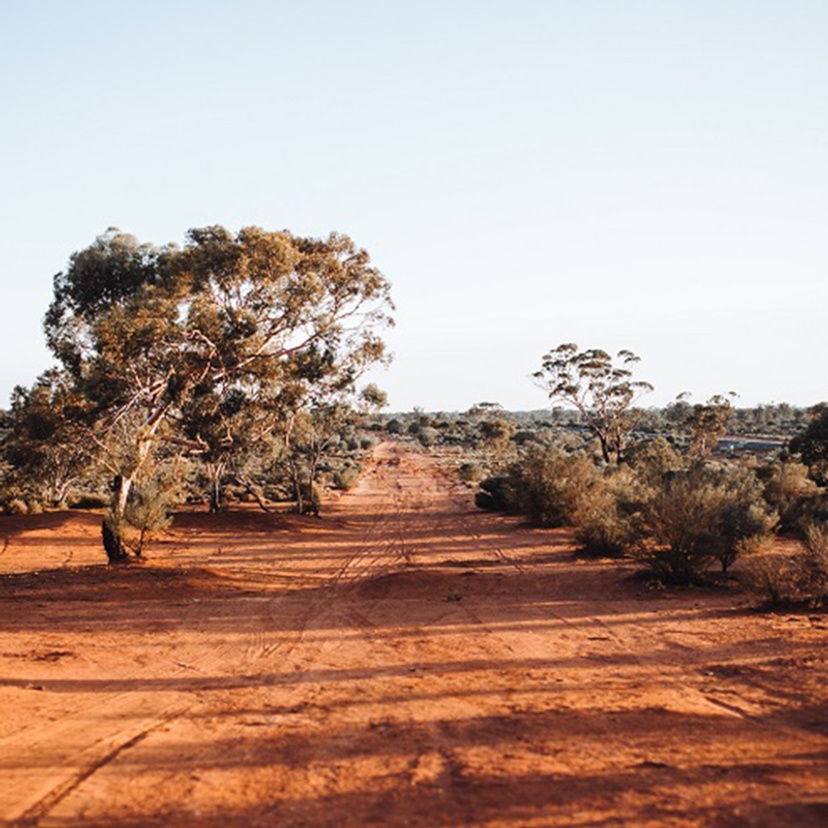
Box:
[1, 0, 826, 412]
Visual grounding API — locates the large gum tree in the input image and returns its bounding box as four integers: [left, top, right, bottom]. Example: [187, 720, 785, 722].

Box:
[45, 226, 393, 563]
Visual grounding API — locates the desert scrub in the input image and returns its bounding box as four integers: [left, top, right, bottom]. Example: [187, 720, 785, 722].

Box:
[639, 464, 775, 584]
[457, 462, 488, 485]
[801, 521, 828, 600]
[333, 465, 361, 491]
[575, 466, 649, 556]
[506, 447, 598, 527]
[741, 553, 804, 605]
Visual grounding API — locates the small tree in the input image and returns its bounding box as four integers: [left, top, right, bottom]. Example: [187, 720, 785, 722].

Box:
[670, 392, 737, 459]
[790, 404, 828, 484]
[534, 344, 653, 464]
[2, 369, 97, 507]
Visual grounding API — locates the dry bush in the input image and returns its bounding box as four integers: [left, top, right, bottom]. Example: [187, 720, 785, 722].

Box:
[333, 465, 361, 491]
[802, 522, 828, 600]
[457, 462, 488, 485]
[743, 523, 828, 606]
[741, 554, 803, 605]
[639, 464, 775, 584]
[762, 459, 824, 533]
[5, 498, 29, 515]
[507, 447, 598, 527]
[575, 466, 649, 557]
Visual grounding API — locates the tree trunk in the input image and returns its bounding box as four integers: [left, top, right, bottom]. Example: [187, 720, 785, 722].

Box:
[102, 473, 133, 564]
[207, 463, 225, 513]
[102, 518, 131, 564]
[597, 434, 611, 465]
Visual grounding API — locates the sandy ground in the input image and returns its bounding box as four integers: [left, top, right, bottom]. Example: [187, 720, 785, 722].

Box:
[1, 441, 827, 827]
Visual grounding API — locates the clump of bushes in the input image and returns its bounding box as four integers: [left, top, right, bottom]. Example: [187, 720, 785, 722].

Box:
[742, 521, 828, 606]
[477, 440, 780, 585]
[506, 447, 598, 527]
[638, 464, 775, 584]
[333, 465, 361, 491]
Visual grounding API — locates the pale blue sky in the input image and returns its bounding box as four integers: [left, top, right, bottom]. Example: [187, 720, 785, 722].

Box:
[2, 1, 826, 410]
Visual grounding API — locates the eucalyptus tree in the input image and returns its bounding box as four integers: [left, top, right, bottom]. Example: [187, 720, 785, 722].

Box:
[533, 343, 653, 464]
[2, 368, 96, 507]
[45, 226, 393, 562]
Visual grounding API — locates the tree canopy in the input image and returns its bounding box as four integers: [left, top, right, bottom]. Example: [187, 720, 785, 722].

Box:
[43, 225, 394, 562]
[533, 343, 653, 464]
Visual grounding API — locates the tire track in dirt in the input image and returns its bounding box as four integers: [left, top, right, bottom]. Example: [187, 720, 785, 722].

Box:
[8, 707, 185, 828]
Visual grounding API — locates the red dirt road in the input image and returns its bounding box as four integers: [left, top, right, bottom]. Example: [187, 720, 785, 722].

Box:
[1, 442, 827, 827]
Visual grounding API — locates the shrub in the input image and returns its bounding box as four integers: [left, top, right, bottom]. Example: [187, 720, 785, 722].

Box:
[417, 426, 440, 448]
[575, 467, 648, 556]
[762, 459, 824, 533]
[741, 554, 802, 605]
[640, 464, 775, 584]
[458, 462, 488, 484]
[68, 492, 110, 510]
[624, 437, 683, 486]
[333, 466, 361, 491]
[475, 475, 510, 511]
[117, 479, 175, 557]
[801, 522, 828, 600]
[5, 498, 29, 515]
[507, 448, 597, 527]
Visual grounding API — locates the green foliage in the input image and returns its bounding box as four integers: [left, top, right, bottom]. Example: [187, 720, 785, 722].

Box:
[761, 459, 824, 533]
[40, 225, 393, 559]
[574, 466, 649, 557]
[121, 479, 175, 557]
[640, 464, 775, 583]
[790, 404, 828, 483]
[507, 447, 598, 527]
[2, 369, 96, 507]
[670, 393, 737, 460]
[534, 344, 653, 464]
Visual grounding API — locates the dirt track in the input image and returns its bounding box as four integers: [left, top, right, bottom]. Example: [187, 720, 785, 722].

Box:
[1, 442, 827, 827]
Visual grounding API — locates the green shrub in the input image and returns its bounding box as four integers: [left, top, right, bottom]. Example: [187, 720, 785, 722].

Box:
[640, 464, 775, 584]
[333, 466, 361, 491]
[762, 459, 824, 533]
[575, 467, 648, 556]
[119, 479, 175, 557]
[475, 475, 510, 511]
[507, 448, 597, 527]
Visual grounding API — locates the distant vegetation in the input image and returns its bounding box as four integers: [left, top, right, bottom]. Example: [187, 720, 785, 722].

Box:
[372, 345, 828, 600]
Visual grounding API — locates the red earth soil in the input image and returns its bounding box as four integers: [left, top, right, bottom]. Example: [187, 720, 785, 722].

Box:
[1, 441, 827, 827]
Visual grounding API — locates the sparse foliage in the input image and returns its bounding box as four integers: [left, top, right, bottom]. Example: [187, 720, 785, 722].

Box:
[534, 344, 653, 464]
